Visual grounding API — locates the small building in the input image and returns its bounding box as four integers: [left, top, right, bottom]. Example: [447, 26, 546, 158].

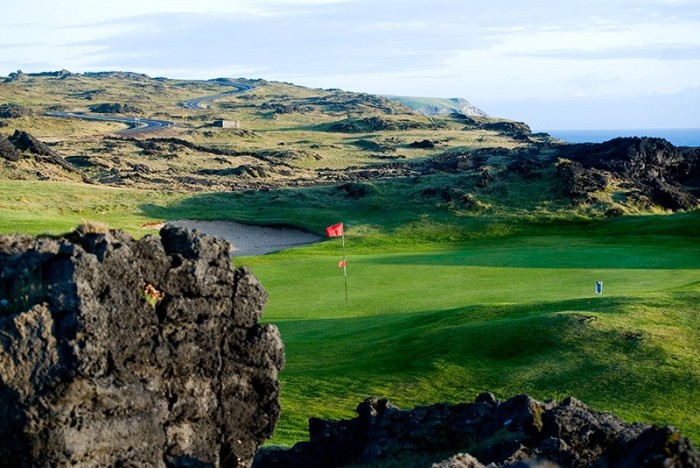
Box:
[213, 119, 241, 129]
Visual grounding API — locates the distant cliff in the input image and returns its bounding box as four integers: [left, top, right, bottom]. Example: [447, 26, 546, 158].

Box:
[386, 96, 489, 117]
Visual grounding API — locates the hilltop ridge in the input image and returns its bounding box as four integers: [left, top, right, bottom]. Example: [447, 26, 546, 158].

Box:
[386, 95, 488, 117]
[0, 70, 698, 215]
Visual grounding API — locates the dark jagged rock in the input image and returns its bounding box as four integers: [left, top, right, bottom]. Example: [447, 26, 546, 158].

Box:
[556, 160, 610, 200]
[0, 103, 32, 118]
[83, 71, 152, 81]
[508, 157, 548, 178]
[410, 139, 437, 149]
[335, 182, 376, 200]
[559, 137, 700, 210]
[254, 394, 699, 468]
[476, 169, 494, 188]
[5, 130, 78, 174]
[418, 150, 485, 174]
[0, 226, 284, 467]
[4, 69, 25, 82]
[89, 102, 144, 114]
[9, 129, 57, 157]
[0, 136, 22, 161]
[480, 120, 532, 138]
[327, 116, 446, 133]
[25, 69, 75, 79]
[650, 179, 699, 211]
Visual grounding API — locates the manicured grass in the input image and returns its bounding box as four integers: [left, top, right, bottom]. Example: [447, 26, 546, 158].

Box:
[1, 179, 698, 448]
[239, 228, 700, 446]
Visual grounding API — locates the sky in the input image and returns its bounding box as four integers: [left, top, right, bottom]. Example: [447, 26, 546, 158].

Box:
[1, 0, 699, 130]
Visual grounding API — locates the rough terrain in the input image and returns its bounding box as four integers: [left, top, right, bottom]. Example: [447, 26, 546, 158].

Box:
[255, 393, 700, 467]
[0, 225, 284, 467]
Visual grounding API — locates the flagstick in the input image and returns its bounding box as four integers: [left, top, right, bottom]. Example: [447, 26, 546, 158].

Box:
[342, 234, 348, 300]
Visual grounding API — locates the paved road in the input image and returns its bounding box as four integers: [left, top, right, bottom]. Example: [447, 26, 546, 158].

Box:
[45, 81, 256, 134]
[45, 112, 174, 134]
[178, 83, 255, 109]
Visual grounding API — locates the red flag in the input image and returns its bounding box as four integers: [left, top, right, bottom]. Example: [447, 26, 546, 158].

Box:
[338, 259, 346, 268]
[325, 222, 344, 238]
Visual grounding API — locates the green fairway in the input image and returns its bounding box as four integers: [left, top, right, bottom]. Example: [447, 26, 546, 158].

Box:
[240, 230, 700, 445]
[0, 180, 698, 447]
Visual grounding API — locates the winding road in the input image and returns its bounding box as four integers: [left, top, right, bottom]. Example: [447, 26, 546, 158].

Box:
[45, 81, 255, 134]
[178, 83, 255, 110]
[45, 112, 174, 134]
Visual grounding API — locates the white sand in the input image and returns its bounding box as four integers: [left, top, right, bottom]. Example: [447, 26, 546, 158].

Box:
[167, 220, 322, 257]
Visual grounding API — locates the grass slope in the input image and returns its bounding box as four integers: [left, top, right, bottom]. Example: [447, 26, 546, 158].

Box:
[237, 214, 700, 446]
[1, 181, 698, 448]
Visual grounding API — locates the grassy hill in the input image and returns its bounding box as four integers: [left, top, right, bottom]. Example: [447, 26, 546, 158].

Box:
[385, 95, 488, 117]
[0, 71, 698, 448]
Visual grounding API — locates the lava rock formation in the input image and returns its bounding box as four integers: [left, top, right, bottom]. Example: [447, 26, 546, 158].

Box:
[0, 225, 284, 467]
[255, 393, 699, 467]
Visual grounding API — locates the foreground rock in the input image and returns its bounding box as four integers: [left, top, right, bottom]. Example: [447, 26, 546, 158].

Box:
[255, 394, 699, 467]
[0, 225, 284, 466]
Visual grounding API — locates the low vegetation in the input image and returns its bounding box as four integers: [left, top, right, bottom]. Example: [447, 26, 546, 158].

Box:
[0, 71, 698, 449]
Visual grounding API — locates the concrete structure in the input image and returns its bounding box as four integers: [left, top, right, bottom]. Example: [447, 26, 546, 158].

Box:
[214, 119, 241, 128]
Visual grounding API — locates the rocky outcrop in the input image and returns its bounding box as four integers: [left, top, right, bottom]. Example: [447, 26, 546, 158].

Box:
[0, 103, 32, 118]
[9, 129, 58, 158]
[480, 120, 532, 140]
[0, 136, 22, 161]
[3, 130, 78, 174]
[254, 394, 699, 467]
[0, 226, 284, 467]
[327, 116, 446, 133]
[410, 139, 438, 149]
[4, 69, 25, 82]
[559, 137, 700, 210]
[556, 161, 610, 200]
[89, 103, 144, 114]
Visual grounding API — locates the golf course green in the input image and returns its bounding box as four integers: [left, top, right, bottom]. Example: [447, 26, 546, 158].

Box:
[239, 214, 700, 446]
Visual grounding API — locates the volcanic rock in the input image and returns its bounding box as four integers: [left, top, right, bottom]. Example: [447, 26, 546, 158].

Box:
[559, 137, 700, 210]
[0, 103, 32, 118]
[254, 394, 699, 467]
[0, 226, 284, 467]
[9, 130, 57, 157]
[480, 120, 532, 138]
[0, 136, 21, 161]
[6, 130, 77, 173]
[89, 103, 144, 114]
[556, 160, 610, 200]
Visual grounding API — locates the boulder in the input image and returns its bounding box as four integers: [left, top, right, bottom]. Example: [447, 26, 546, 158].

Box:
[0, 226, 284, 467]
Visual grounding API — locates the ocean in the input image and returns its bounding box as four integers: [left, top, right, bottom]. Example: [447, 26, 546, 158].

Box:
[542, 128, 700, 147]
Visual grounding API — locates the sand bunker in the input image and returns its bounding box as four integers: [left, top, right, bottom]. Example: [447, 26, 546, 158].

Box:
[167, 220, 322, 257]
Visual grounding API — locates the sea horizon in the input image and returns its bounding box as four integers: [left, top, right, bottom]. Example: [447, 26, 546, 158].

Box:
[540, 128, 700, 147]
